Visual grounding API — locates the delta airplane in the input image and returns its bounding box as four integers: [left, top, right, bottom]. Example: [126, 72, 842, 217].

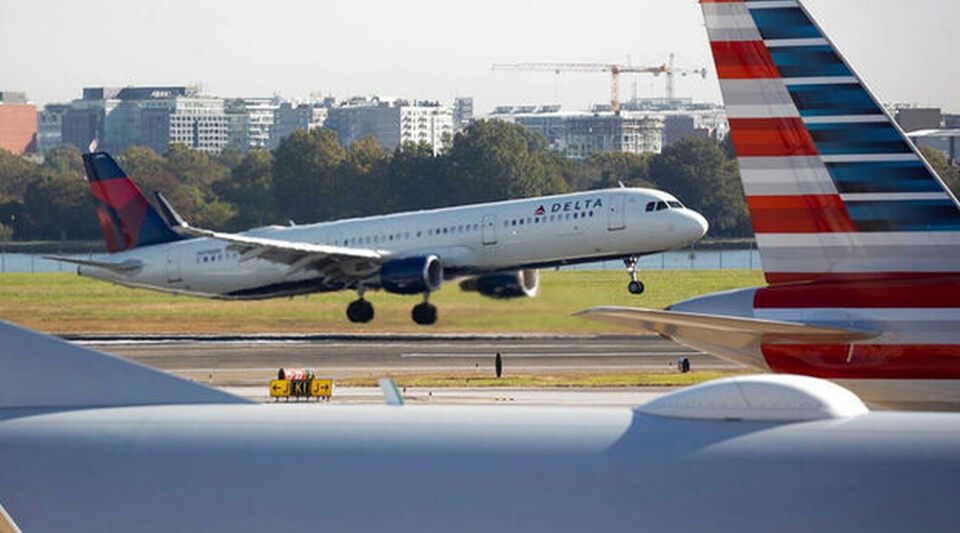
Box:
[1, 320, 960, 531]
[50, 152, 707, 325]
[580, 0, 960, 410]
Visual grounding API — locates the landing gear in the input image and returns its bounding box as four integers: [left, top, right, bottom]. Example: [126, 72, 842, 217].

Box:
[412, 293, 438, 325]
[625, 257, 645, 295]
[346, 287, 374, 323]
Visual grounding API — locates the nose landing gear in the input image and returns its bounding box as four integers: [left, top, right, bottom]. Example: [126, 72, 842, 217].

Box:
[412, 292, 438, 325]
[625, 257, 644, 295]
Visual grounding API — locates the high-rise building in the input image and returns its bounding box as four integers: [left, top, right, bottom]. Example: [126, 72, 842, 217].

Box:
[0, 92, 38, 155]
[326, 97, 453, 154]
[453, 97, 474, 132]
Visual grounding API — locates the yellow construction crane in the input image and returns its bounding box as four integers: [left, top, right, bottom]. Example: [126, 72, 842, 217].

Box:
[492, 59, 707, 114]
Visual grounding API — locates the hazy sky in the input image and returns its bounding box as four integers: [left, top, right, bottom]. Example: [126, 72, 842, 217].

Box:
[2, 0, 956, 114]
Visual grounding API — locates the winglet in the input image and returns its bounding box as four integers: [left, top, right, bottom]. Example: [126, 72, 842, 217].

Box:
[154, 191, 189, 230]
[0, 320, 251, 410]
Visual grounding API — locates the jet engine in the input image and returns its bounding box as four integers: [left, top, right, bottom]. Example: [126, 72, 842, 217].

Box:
[459, 269, 540, 299]
[379, 255, 443, 295]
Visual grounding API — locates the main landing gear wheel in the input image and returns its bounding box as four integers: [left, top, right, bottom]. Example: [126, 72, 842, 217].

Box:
[624, 257, 644, 295]
[412, 293, 438, 325]
[346, 299, 374, 323]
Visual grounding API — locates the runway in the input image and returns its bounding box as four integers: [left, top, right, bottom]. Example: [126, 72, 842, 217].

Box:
[78, 334, 745, 405]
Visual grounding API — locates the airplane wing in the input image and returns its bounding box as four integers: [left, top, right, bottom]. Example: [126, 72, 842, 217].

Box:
[156, 192, 384, 281]
[575, 307, 879, 345]
[44, 255, 142, 273]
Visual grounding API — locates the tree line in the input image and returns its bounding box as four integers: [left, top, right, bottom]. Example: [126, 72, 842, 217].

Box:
[12, 119, 958, 245]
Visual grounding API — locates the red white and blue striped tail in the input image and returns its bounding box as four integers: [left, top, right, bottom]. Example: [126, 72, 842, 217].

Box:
[701, 0, 960, 285]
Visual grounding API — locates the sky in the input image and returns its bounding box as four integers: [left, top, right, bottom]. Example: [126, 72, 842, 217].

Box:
[1, 0, 957, 114]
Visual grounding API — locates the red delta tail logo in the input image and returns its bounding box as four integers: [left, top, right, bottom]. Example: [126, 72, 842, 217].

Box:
[534, 205, 546, 216]
[82, 152, 183, 253]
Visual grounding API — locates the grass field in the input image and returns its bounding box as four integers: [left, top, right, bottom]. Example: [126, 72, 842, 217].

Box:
[0, 270, 764, 334]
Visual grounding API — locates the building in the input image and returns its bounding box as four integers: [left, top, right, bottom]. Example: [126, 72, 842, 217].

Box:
[453, 97, 474, 132]
[326, 97, 453, 154]
[225, 97, 281, 152]
[896, 107, 942, 132]
[37, 104, 68, 153]
[491, 106, 663, 158]
[0, 92, 38, 155]
[141, 95, 229, 155]
[59, 86, 231, 154]
[269, 102, 329, 149]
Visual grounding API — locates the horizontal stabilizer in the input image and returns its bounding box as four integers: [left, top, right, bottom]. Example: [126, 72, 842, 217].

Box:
[44, 255, 142, 273]
[576, 307, 878, 345]
[0, 320, 251, 410]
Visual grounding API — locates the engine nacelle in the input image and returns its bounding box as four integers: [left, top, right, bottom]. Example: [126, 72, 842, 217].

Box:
[459, 269, 540, 299]
[380, 255, 443, 295]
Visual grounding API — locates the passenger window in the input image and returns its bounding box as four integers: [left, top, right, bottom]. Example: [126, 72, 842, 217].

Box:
[645, 202, 655, 212]
[512, 220, 516, 226]
[656, 201, 668, 211]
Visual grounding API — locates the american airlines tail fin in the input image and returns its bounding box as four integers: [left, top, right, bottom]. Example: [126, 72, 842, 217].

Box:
[83, 152, 185, 253]
[701, 0, 960, 284]
[0, 320, 250, 410]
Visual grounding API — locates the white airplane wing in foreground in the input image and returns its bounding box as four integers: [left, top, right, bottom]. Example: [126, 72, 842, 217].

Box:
[157, 192, 383, 279]
[0, 320, 250, 410]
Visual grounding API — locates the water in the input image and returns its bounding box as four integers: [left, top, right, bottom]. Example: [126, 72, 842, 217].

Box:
[0, 249, 763, 274]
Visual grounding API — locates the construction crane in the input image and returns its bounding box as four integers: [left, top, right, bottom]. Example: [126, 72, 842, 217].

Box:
[492, 59, 707, 114]
[665, 54, 708, 101]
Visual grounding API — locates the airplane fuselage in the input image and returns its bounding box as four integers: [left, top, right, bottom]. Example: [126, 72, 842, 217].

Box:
[2, 403, 959, 532]
[79, 188, 706, 299]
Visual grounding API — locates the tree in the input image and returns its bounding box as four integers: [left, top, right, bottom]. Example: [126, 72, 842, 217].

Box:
[0, 148, 41, 201]
[42, 144, 84, 178]
[214, 150, 275, 229]
[21, 174, 101, 241]
[271, 129, 346, 223]
[569, 152, 653, 191]
[338, 136, 391, 217]
[919, 146, 960, 197]
[387, 141, 444, 211]
[648, 138, 750, 237]
[444, 120, 563, 205]
[164, 143, 229, 189]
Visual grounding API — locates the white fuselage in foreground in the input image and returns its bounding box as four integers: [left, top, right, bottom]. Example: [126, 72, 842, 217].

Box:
[1, 403, 959, 532]
[79, 188, 706, 299]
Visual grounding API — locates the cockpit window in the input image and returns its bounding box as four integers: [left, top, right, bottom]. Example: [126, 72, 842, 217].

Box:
[645, 201, 655, 212]
[656, 201, 668, 211]
[668, 201, 683, 209]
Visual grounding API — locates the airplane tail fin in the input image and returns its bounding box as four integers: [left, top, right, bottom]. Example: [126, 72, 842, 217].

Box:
[82, 152, 185, 253]
[701, 0, 960, 284]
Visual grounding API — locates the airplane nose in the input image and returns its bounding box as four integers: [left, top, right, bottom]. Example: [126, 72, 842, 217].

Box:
[688, 210, 709, 240]
[672, 209, 708, 244]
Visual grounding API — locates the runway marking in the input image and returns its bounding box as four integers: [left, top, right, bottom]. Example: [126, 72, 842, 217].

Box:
[401, 352, 699, 358]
